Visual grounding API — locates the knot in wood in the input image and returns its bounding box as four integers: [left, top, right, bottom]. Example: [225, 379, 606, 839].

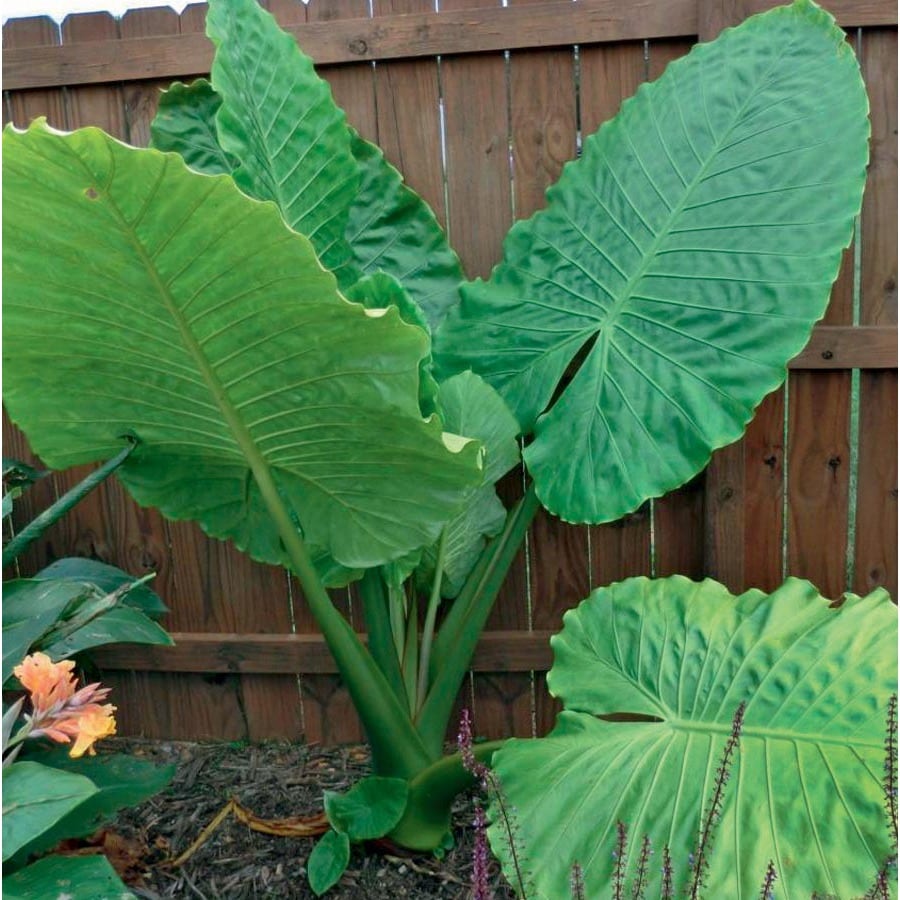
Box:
[348, 37, 368, 56]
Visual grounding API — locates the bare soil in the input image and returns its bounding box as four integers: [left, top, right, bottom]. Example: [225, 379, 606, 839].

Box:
[108, 738, 517, 899]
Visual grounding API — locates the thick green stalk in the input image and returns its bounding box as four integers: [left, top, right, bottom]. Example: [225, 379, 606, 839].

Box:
[416, 484, 540, 757]
[388, 740, 505, 850]
[251, 460, 432, 777]
[416, 528, 447, 713]
[402, 598, 419, 715]
[2, 441, 135, 568]
[358, 570, 407, 708]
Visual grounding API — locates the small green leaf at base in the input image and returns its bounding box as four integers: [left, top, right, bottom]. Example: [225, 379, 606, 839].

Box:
[308, 828, 351, 896]
[324, 775, 409, 841]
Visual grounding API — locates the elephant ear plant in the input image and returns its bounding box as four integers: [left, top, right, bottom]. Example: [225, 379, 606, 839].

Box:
[487, 577, 898, 898]
[2, 0, 870, 861]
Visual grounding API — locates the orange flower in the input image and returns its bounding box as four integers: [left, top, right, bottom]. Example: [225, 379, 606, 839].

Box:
[69, 706, 117, 758]
[9, 652, 117, 758]
[13, 652, 77, 713]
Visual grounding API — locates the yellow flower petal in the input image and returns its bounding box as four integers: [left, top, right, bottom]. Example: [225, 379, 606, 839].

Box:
[68, 707, 117, 758]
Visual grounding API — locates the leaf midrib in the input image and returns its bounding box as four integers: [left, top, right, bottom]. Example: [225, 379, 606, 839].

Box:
[93, 160, 274, 498]
[668, 716, 883, 750]
[576, 32, 802, 409]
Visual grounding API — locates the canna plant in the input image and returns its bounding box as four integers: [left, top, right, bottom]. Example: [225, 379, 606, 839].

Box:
[2, 0, 872, 856]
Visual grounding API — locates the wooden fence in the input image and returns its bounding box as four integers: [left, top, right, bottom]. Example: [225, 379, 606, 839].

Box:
[3, 0, 897, 745]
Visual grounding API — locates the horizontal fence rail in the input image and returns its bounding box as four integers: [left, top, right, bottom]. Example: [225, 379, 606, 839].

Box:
[3, 0, 896, 745]
[3, 0, 896, 90]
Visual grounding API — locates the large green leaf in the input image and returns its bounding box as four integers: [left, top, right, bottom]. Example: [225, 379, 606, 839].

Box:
[3, 572, 171, 682]
[2, 122, 482, 573]
[152, 84, 461, 324]
[2, 761, 99, 861]
[434, 0, 869, 524]
[333, 132, 464, 328]
[150, 78, 236, 177]
[3, 854, 135, 899]
[344, 273, 439, 418]
[39, 605, 173, 659]
[489, 577, 897, 898]
[9, 749, 175, 864]
[415, 372, 521, 598]
[206, 0, 358, 273]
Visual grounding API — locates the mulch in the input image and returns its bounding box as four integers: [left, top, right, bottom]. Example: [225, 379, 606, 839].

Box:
[103, 738, 518, 899]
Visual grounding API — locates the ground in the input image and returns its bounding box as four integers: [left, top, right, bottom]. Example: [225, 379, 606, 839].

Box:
[106, 738, 518, 899]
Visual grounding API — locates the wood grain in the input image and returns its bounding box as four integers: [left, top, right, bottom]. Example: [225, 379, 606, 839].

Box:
[93, 631, 556, 673]
[855, 27, 898, 599]
[3, 0, 702, 91]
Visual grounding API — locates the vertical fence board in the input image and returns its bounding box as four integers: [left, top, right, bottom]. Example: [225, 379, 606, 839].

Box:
[579, 38, 652, 576]
[372, 0, 448, 227]
[119, 7, 180, 145]
[855, 27, 898, 599]
[787, 85, 857, 597]
[61, 14, 127, 140]
[440, 0, 523, 741]
[3, 16, 67, 129]
[508, 24, 580, 736]
[579, 40, 654, 588]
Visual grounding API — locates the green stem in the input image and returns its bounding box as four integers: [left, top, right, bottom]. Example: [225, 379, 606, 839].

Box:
[389, 580, 407, 662]
[416, 528, 447, 713]
[415, 484, 540, 758]
[401, 594, 419, 715]
[358, 570, 407, 708]
[2, 440, 135, 568]
[252, 461, 431, 776]
[388, 740, 506, 851]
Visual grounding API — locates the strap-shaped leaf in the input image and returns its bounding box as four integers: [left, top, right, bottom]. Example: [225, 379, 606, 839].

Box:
[490, 576, 897, 897]
[434, 0, 869, 524]
[2, 122, 481, 572]
[206, 0, 358, 272]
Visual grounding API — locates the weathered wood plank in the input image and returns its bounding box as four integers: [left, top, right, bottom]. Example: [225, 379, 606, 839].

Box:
[508, 3, 579, 738]
[789, 325, 897, 369]
[3, 0, 702, 90]
[62, 13, 128, 141]
[372, 0, 447, 226]
[579, 39, 655, 593]
[855, 27, 898, 599]
[648, 38, 709, 584]
[93, 630, 557, 673]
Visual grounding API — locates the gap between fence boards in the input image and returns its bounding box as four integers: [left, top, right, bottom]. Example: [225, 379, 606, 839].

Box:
[3, 0, 896, 91]
[92, 631, 555, 674]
